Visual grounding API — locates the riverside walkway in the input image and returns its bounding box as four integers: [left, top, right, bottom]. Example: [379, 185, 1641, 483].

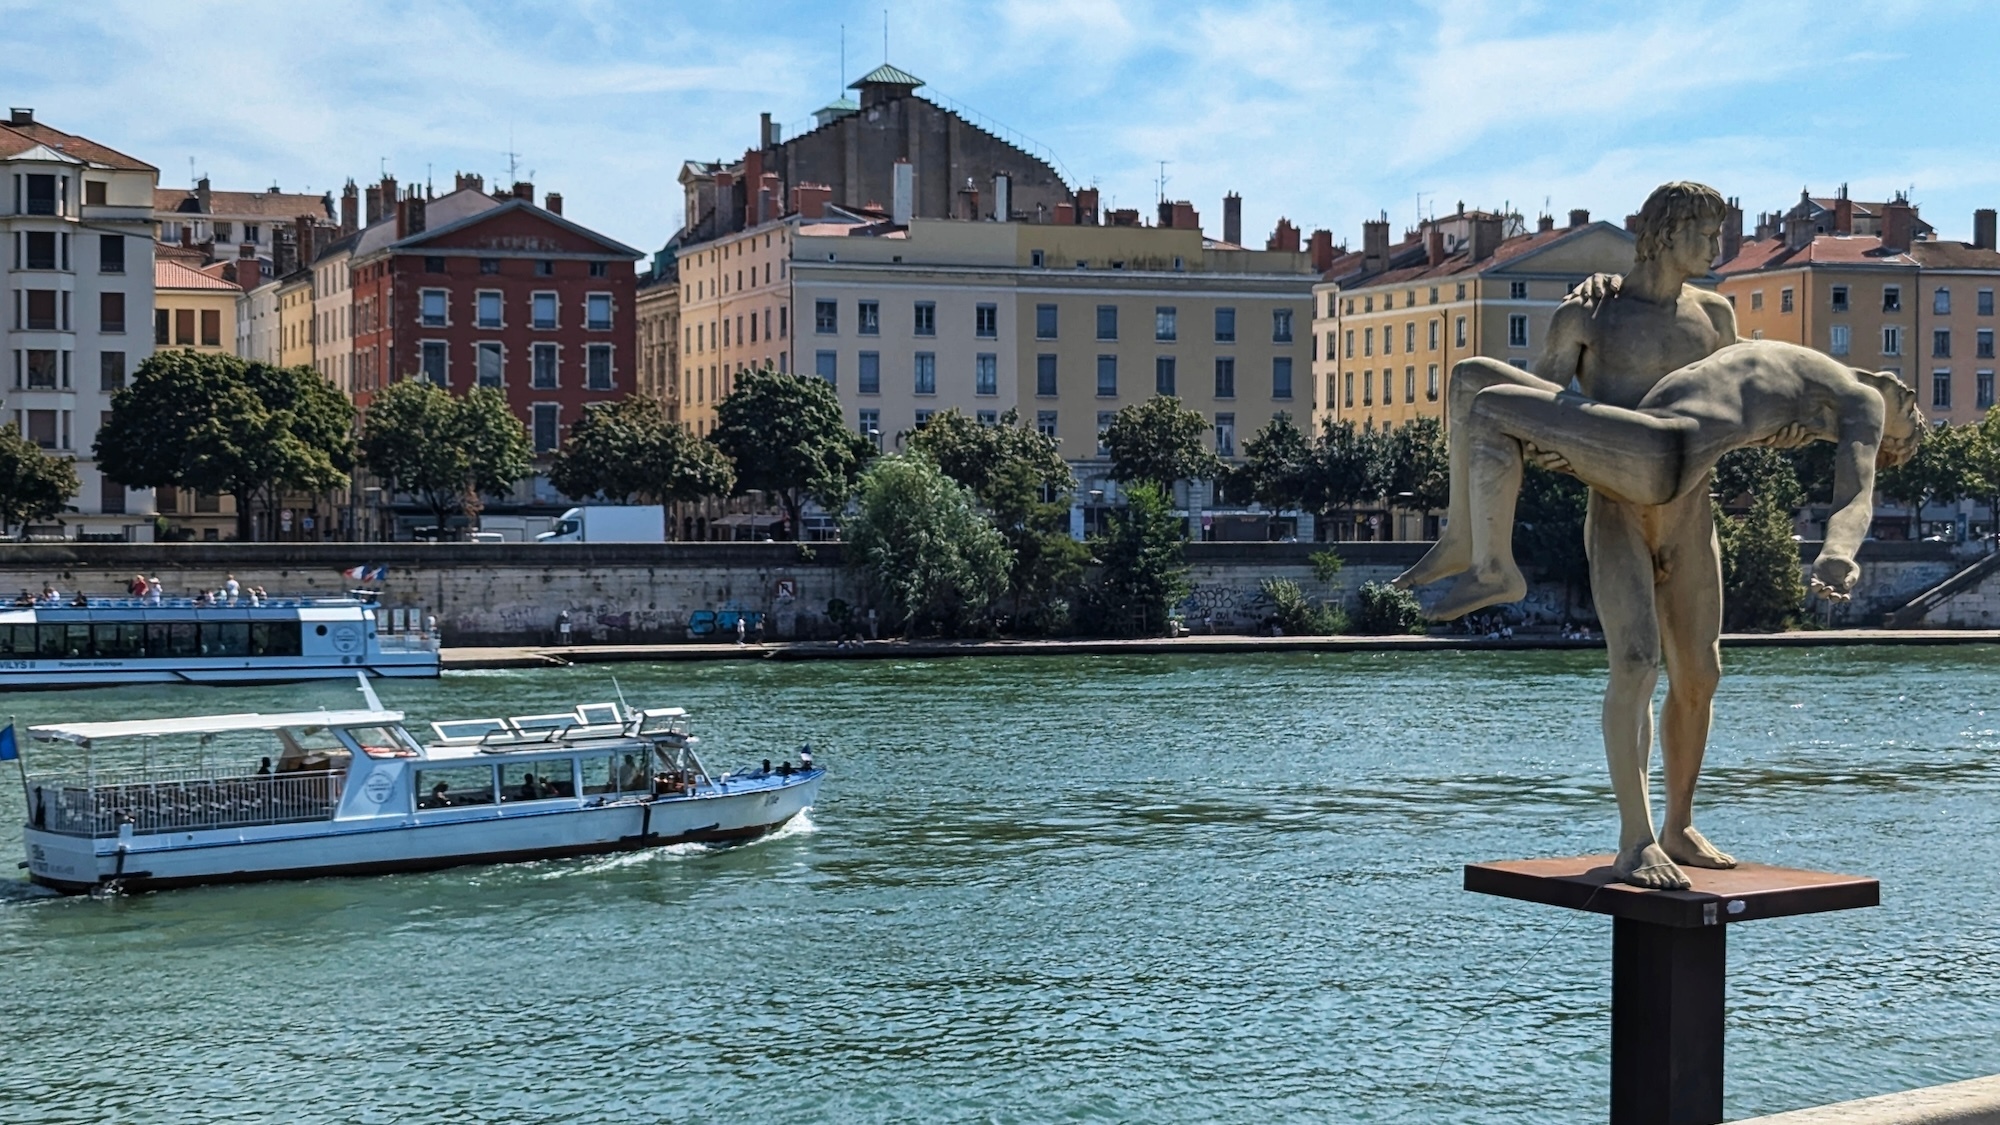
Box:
[442, 628, 2000, 669]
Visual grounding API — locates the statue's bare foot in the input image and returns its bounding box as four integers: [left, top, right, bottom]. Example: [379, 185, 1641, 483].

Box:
[1426, 563, 1526, 621]
[1393, 535, 1471, 589]
[1614, 842, 1691, 890]
[1661, 825, 1736, 870]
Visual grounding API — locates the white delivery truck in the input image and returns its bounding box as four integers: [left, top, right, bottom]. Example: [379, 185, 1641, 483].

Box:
[535, 505, 667, 544]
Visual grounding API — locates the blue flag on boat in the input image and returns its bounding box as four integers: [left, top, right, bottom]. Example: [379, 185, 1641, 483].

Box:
[0, 724, 17, 762]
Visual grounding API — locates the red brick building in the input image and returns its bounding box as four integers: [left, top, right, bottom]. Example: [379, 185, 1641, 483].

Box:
[348, 184, 641, 455]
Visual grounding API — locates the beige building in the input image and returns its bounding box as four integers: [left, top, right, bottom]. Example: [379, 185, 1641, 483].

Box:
[678, 216, 798, 434]
[1310, 208, 1637, 436]
[237, 276, 280, 363]
[311, 232, 357, 392]
[636, 269, 682, 411]
[276, 270, 314, 369]
[154, 260, 238, 354]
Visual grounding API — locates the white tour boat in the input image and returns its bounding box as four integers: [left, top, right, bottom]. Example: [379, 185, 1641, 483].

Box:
[17, 690, 822, 894]
[0, 594, 438, 689]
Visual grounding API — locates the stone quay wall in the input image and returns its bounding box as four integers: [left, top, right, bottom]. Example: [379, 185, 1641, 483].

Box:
[0, 540, 1960, 646]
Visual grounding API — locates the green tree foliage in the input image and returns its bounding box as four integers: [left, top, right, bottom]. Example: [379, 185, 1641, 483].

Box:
[95, 351, 352, 540]
[0, 423, 78, 534]
[1382, 416, 1450, 513]
[1239, 412, 1313, 510]
[1965, 410, 2000, 551]
[1307, 419, 1387, 516]
[1081, 482, 1190, 637]
[710, 368, 875, 539]
[1259, 577, 1347, 635]
[842, 454, 1011, 637]
[358, 381, 532, 530]
[1352, 581, 1427, 635]
[1104, 396, 1224, 490]
[1512, 465, 1592, 603]
[1309, 548, 1345, 585]
[1715, 497, 1807, 631]
[1712, 447, 1805, 512]
[549, 397, 734, 514]
[1877, 420, 1970, 538]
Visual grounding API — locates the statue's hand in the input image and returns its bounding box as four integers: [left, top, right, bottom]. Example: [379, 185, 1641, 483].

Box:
[1567, 272, 1623, 306]
[1811, 554, 1860, 599]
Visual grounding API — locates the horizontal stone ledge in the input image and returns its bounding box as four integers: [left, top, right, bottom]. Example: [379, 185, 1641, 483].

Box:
[1736, 1075, 2000, 1124]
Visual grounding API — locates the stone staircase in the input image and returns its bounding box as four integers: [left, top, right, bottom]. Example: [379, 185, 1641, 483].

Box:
[1881, 550, 2000, 627]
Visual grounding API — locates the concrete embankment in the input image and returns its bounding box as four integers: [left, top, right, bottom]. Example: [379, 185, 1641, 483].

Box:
[441, 628, 2000, 670]
[1735, 1074, 2000, 1124]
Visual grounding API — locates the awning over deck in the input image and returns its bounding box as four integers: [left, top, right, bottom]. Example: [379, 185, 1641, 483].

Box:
[31, 709, 405, 745]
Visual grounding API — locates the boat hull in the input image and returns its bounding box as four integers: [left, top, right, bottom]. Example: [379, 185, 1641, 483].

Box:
[23, 773, 821, 894]
[0, 659, 439, 690]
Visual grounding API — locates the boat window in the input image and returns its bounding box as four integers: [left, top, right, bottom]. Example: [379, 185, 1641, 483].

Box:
[276, 727, 351, 773]
[144, 622, 200, 658]
[500, 760, 572, 802]
[576, 703, 620, 726]
[579, 755, 617, 795]
[344, 725, 421, 759]
[511, 714, 577, 733]
[432, 719, 507, 741]
[200, 622, 250, 657]
[0, 624, 35, 656]
[417, 765, 496, 809]
[249, 621, 302, 656]
[92, 622, 144, 658]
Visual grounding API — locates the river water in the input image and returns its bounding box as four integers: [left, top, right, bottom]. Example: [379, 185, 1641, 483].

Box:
[0, 649, 1995, 1123]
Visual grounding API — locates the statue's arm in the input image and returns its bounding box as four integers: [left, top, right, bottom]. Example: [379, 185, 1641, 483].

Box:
[1815, 388, 1888, 594]
[1533, 301, 1589, 385]
[1699, 288, 1742, 343]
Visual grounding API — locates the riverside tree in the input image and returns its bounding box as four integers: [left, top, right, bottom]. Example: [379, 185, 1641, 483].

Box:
[709, 367, 875, 540]
[0, 423, 79, 536]
[95, 351, 353, 540]
[842, 453, 1011, 636]
[1876, 419, 1965, 539]
[1103, 396, 1224, 491]
[359, 380, 532, 532]
[549, 397, 734, 516]
[1081, 481, 1190, 637]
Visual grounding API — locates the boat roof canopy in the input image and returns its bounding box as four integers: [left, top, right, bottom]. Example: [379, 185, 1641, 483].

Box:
[30, 709, 406, 745]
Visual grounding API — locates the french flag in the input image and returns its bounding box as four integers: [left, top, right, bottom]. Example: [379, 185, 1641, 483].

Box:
[341, 564, 369, 580]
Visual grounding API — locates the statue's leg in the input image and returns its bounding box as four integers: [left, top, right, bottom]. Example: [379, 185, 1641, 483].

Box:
[1395, 357, 1564, 589]
[1428, 387, 1684, 621]
[1656, 491, 1735, 870]
[1589, 495, 1689, 890]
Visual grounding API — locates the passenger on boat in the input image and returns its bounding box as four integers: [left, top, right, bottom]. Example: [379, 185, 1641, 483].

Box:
[425, 781, 450, 808]
[128, 574, 149, 598]
[619, 754, 643, 789]
[760, 759, 772, 776]
[256, 757, 273, 776]
[147, 577, 163, 606]
[778, 761, 793, 779]
[70, 591, 89, 607]
[518, 773, 543, 801]
[800, 746, 814, 771]
[39, 584, 58, 604]
[12, 589, 31, 607]
[194, 590, 214, 607]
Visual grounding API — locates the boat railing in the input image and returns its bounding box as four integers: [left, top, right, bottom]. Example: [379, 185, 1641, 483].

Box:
[10, 595, 368, 611]
[27, 765, 345, 838]
[377, 632, 440, 653]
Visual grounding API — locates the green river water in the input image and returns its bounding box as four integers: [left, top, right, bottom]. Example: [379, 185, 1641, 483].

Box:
[0, 648, 1995, 1123]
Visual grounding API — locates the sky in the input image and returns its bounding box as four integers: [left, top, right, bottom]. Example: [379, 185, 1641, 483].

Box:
[8, 0, 2000, 259]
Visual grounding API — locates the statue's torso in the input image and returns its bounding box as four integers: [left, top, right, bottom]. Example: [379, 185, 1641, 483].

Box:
[1575, 288, 1729, 409]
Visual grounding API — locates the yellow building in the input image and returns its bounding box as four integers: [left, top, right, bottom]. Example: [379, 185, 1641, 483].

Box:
[677, 216, 795, 435]
[277, 270, 314, 369]
[1310, 208, 1636, 435]
[636, 271, 682, 413]
[151, 260, 242, 536]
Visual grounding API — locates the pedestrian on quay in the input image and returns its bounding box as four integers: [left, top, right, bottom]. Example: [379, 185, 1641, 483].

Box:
[558, 609, 573, 646]
[128, 574, 148, 599]
[734, 616, 747, 645]
[147, 576, 163, 606]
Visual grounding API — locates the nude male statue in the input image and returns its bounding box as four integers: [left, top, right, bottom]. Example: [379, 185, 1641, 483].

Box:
[1396, 182, 1745, 890]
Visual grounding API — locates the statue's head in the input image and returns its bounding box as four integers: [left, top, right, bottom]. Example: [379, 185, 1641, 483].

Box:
[1855, 369, 1925, 467]
[1633, 182, 1729, 274]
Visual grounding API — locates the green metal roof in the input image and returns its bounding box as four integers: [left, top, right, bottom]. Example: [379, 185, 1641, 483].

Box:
[849, 63, 924, 89]
[817, 95, 860, 112]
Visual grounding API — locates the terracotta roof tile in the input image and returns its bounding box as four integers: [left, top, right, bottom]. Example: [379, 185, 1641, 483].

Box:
[0, 120, 154, 171]
[1718, 235, 1918, 274]
[156, 259, 240, 291]
[154, 187, 332, 219]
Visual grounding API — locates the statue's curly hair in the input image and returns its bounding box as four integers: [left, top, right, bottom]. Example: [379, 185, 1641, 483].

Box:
[1633, 182, 1729, 264]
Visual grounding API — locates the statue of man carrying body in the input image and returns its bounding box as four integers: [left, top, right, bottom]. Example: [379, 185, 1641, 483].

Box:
[1396, 182, 1910, 890]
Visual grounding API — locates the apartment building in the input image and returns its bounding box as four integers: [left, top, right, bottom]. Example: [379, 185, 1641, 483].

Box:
[237, 275, 280, 363]
[1719, 192, 2000, 426]
[1, 108, 160, 538]
[154, 176, 332, 271]
[1311, 206, 1637, 435]
[275, 269, 314, 368]
[311, 230, 358, 392]
[678, 212, 800, 433]
[635, 260, 681, 410]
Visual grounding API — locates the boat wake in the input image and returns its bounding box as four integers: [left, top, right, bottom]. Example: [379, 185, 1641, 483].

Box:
[533, 809, 818, 880]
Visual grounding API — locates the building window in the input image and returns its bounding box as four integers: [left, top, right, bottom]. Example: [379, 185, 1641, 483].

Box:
[1455, 317, 1468, 347]
[810, 350, 837, 388]
[425, 256, 445, 273]
[1935, 288, 1953, 315]
[1381, 321, 1393, 355]
[421, 341, 448, 386]
[532, 404, 560, 453]
[23, 231, 56, 270]
[1343, 372, 1354, 408]
[99, 476, 125, 515]
[1404, 322, 1415, 353]
[1214, 356, 1236, 398]
[976, 353, 997, 396]
[200, 310, 220, 347]
[421, 290, 448, 327]
[914, 352, 936, 395]
[532, 292, 557, 329]
[1035, 304, 1058, 339]
[586, 345, 612, 390]
[1428, 320, 1439, 350]
[154, 309, 169, 345]
[1364, 296, 1374, 313]
[1455, 283, 1466, 301]
[590, 261, 608, 278]
[586, 294, 612, 330]
[22, 289, 55, 331]
[1980, 289, 1995, 317]
[1215, 307, 1236, 343]
[1780, 288, 1794, 313]
[1362, 370, 1373, 406]
[1096, 305, 1118, 341]
[1214, 413, 1235, 457]
[174, 308, 195, 345]
[1981, 371, 1996, 410]
[1155, 356, 1176, 396]
[1096, 355, 1118, 396]
[1364, 327, 1374, 357]
[857, 351, 882, 394]
[1830, 325, 1851, 356]
[97, 291, 124, 334]
[1883, 286, 1901, 313]
[1750, 291, 1764, 311]
[1427, 364, 1440, 401]
[914, 301, 936, 337]
[1980, 329, 1995, 359]
[1274, 357, 1294, 400]
[98, 234, 124, 274]
[1097, 411, 1115, 455]
[858, 301, 880, 336]
[531, 343, 558, 388]
[1933, 370, 1952, 409]
[1883, 326, 1902, 356]
[83, 180, 105, 206]
[815, 300, 837, 334]
[1272, 309, 1294, 343]
[1036, 411, 1057, 438]
[1344, 330, 1354, 359]
[976, 303, 998, 338]
[1037, 354, 1058, 397]
[914, 409, 935, 429]
[25, 410, 58, 449]
[99, 351, 125, 391]
[1403, 365, 1416, 404]
[479, 258, 499, 275]
[476, 291, 502, 328]
[1031, 249, 1045, 268]
[1155, 307, 1177, 342]
[1509, 281, 1527, 300]
[859, 409, 881, 448]
[534, 260, 554, 277]
[1831, 285, 1849, 312]
[477, 342, 503, 386]
[1935, 329, 1952, 359]
[1508, 315, 1529, 348]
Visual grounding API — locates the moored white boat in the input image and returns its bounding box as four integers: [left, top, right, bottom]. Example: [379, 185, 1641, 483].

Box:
[17, 696, 822, 894]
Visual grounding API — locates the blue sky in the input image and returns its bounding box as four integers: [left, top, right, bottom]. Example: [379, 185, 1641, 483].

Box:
[8, 0, 1999, 257]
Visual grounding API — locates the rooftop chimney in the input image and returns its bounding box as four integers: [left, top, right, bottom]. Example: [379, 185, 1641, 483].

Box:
[1881, 195, 1915, 253]
[511, 181, 534, 204]
[892, 160, 914, 226]
[195, 176, 212, 214]
[1309, 228, 1333, 272]
[455, 171, 485, 194]
[992, 172, 1011, 222]
[396, 196, 426, 239]
[957, 178, 980, 222]
[1469, 214, 1504, 261]
[340, 180, 358, 233]
[1567, 208, 1590, 228]
[1268, 218, 1301, 253]
[1537, 213, 1554, 233]
[1426, 226, 1446, 266]
[1076, 187, 1099, 226]
[1976, 208, 1997, 252]
[760, 111, 776, 149]
[236, 249, 261, 292]
[379, 174, 397, 213]
[791, 182, 832, 220]
[294, 216, 317, 267]
[1223, 192, 1242, 245]
[544, 192, 562, 216]
[364, 185, 382, 225]
[1721, 196, 1744, 263]
[1833, 183, 1854, 236]
[1053, 202, 1076, 226]
[1361, 215, 1390, 271]
[1624, 213, 1641, 233]
[7, 108, 31, 126]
